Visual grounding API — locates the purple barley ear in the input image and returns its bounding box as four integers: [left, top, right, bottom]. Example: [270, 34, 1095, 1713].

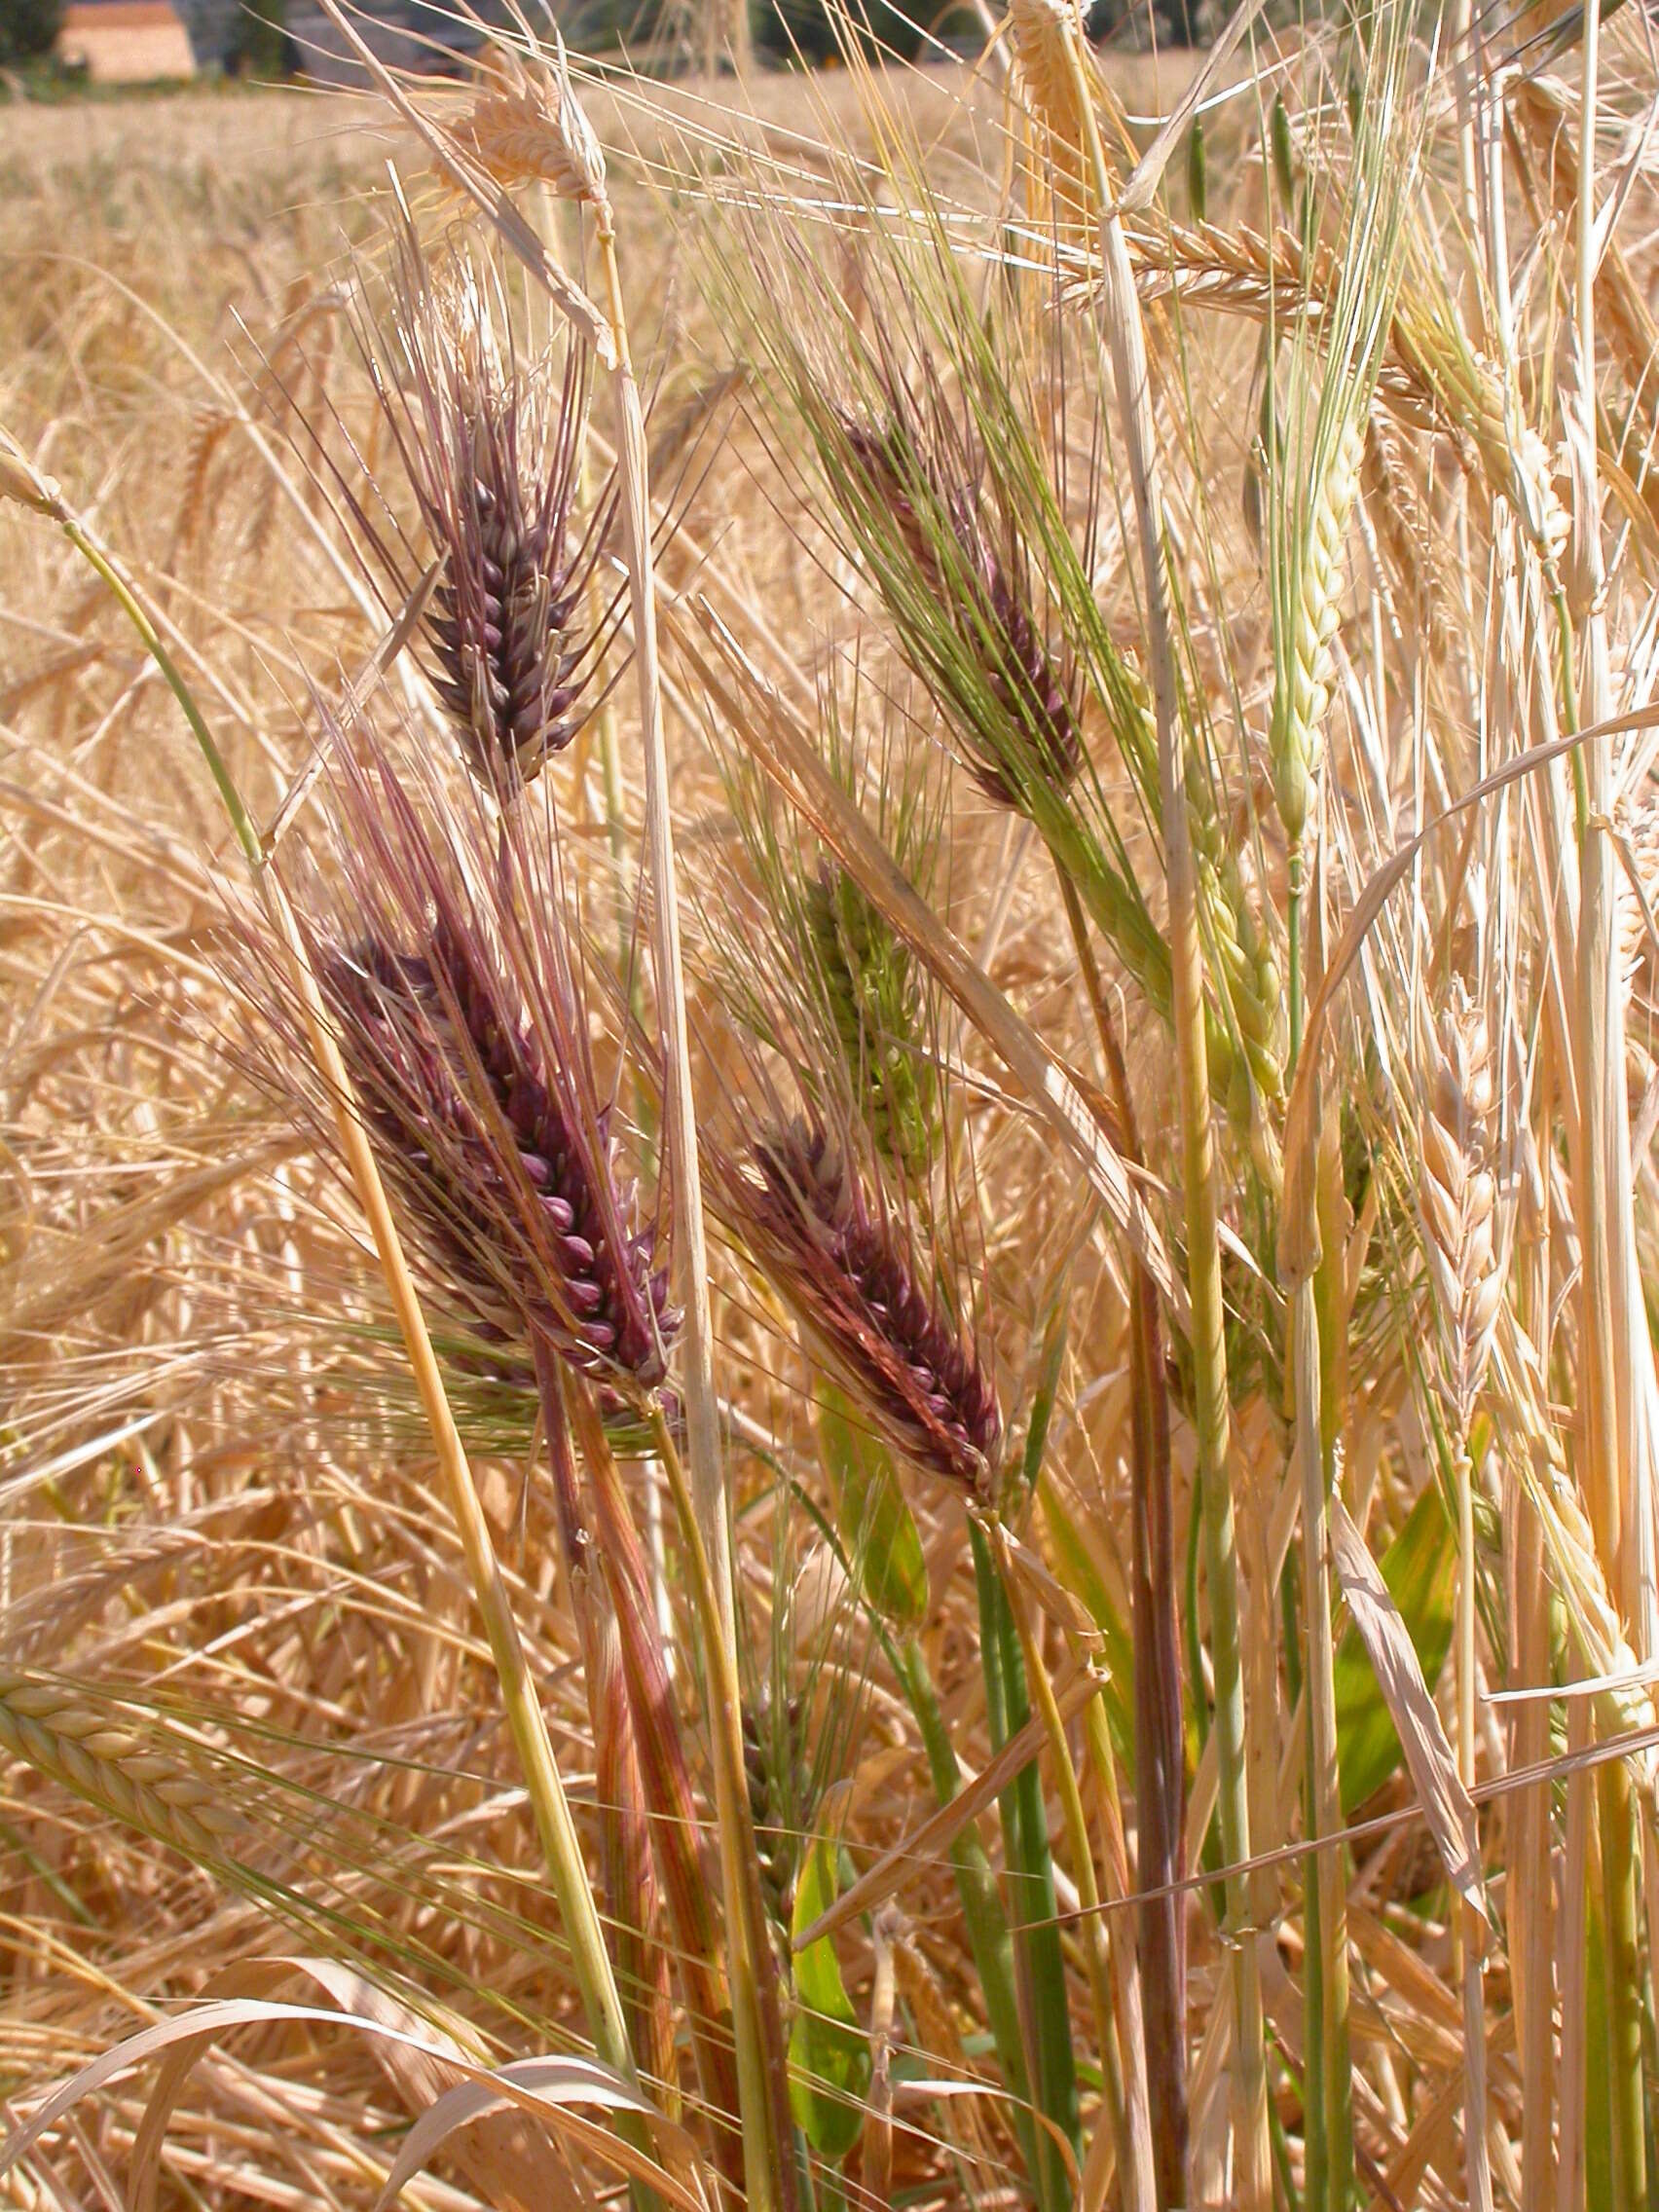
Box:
[838, 410, 1084, 812]
[962, 531, 1087, 808]
[839, 415, 944, 588]
[749, 1123, 1001, 1497]
[324, 906, 675, 1394]
[360, 227, 608, 793]
[422, 383, 593, 793]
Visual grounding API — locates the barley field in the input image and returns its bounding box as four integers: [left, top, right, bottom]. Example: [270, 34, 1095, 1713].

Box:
[4, 12, 1659, 2211]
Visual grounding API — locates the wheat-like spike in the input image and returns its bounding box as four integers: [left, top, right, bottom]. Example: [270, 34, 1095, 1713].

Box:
[1396, 308, 1568, 567]
[0, 1679, 246, 1863]
[1511, 76, 1659, 413]
[1417, 991, 1504, 1425]
[1271, 414, 1364, 848]
[449, 42, 607, 205]
[1068, 221, 1442, 426]
[1006, 0, 1091, 224]
[1361, 408, 1439, 628]
[1008, 0, 1091, 152]
[742, 1693, 807, 1962]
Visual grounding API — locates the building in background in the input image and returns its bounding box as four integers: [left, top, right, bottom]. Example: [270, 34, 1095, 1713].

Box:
[55, 0, 198, 79]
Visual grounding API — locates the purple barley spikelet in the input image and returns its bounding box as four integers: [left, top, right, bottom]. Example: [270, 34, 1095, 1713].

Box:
[354, 223, 608, 792]
[838, 411, 1085, 811]
[747, 1124, 1001, 1496]
[332, 917, 676, 1389]
[423, 394, 589, 791]
[966, 542, 1086, 809]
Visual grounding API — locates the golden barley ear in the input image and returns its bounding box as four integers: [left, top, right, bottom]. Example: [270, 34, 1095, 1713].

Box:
[451, 36, 608, 206]
[0, 1679, 247, 1863]
[1417, 988, 1505, 1425]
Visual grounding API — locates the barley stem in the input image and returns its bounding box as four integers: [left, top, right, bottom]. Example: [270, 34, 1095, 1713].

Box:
[1064, 25, 1271, 2198]
[1569, 9, 1650, 2195]
[649, 1403, 796, 2209]
[889, 1640, 1039, 2183]
[1291, 1273, 1350, 2212]
[996, 1526, 1156, 2212]
[1059, 871, 1188, 2204]
[969, 1519, 1079, 2209]
[596, 201, 794, 2210]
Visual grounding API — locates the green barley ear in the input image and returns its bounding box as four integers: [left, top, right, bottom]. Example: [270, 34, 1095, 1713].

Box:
[707, 679, 949, 1185]
[805, 861, 940, 1178]
[1269, 412, 1364, 850]
[743, 1692, 807, 1961]
[1195, 831, 1286, 1112]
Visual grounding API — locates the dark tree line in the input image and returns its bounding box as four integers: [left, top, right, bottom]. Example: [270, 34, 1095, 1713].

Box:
[0, 0, 64, 64]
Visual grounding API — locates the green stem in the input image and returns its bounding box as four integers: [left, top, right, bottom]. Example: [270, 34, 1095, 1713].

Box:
[55, 506, 262, 868]
[1285, 868, 1350, 2212]
[1292, 1281, 1350, 2212]
[891, 1641, 1042, 2190]
[998, 1537, 1142, 2209]
[1068, 25, 1271, 2181]
[970, 1521, 1080, 2212]
[1598, 1758, 1647, 2211]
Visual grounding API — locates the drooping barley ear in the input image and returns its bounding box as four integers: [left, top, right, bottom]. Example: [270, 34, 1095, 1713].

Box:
[450, 36, 608, 206]
[1008, 0, 1086, 147]
[1361, 409, 1437, 631]
[737, 1124, 1002, 1499]
[839, 411, 1087, 812]
[0, 1679, 246, 1866]
[1417, 990, 1505, 1425]
[1397, 305, 1568, 571]
[1006, 0, 1128, 225]
[359, 224, 608, 793]
[1270, 412, 1363, 854]
[1510, 76, 1659, 414]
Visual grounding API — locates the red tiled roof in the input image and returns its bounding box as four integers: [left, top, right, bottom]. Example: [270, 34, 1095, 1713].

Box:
[60, 2, 187, 26]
